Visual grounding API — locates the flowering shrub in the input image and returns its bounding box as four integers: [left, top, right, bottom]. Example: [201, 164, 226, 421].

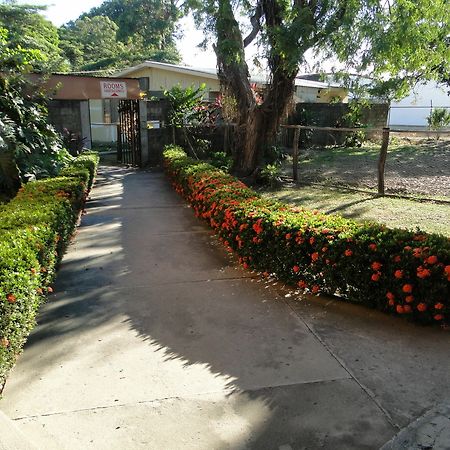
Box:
[0, 151, 99, 390]
[164, 145, 449, 326]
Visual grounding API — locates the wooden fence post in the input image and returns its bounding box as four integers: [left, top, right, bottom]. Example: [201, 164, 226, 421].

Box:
[377, 127, 390, 195]
[292, 127, 300, 182]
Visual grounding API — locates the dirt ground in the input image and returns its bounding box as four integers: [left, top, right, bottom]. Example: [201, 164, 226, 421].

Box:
[282, 138, 450, 198]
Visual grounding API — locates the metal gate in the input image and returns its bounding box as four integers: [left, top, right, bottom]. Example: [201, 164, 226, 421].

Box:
[117, 99, 141, 166]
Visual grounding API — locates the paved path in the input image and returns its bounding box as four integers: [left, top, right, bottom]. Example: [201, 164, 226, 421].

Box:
[1, 166, 450, 449]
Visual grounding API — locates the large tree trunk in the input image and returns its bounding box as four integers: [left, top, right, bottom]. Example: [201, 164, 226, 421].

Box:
[214, 0, 298, 177]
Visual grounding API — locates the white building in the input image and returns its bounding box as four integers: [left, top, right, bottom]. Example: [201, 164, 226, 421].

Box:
[389, 81, 450, 128]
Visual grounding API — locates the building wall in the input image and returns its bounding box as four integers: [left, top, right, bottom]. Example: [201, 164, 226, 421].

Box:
[122, 67, 221, 97]
[295, 86, 348, 103]
[389, 82, 450, 127]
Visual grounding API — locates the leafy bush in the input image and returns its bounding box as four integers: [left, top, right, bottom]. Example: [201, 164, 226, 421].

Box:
[209, 151, 232, 171]
[164, 146, 449, 326]
[258, 164, 282, 187]
[0, 151, 99, 390]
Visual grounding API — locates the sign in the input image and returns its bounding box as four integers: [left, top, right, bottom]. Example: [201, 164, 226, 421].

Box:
[100, 81, 127, 99]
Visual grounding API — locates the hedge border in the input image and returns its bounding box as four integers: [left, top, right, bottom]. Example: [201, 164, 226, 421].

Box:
[163, 146, 449, 326]
[0, 151, 99, 390]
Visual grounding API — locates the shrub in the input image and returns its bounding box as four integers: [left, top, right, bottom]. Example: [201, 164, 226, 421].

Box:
[164, 146, 449, 326]
[0, 151, 99, 390]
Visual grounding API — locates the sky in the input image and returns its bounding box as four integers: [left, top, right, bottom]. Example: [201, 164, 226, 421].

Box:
[16, 0, 220, 69]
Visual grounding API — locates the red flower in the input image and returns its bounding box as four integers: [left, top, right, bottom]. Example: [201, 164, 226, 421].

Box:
[434, 303, 444, 310]
[311, 285, 320, 294]
[403, 305, 412, 313]
[394, 255, 401, 263]
[344, 249, 353, 257]
[285, 233, 292, 240]
[405, 295, 414, 303]
[417, 303, 427, 312]
[396, 305, 404, 314]
[416, 266, 431, 279]
[371, 273, 380, 282]
[309, 237, 315, 245]
[402, 284, 413, 294]
[368, 243, 377, 251]
[47, 287, 53, 293]
[386, 292, 395, 301]
[371, 261, 382, 271]
[426, 255, 438, 265]
[388, 298, 395, 306]
[394, 270, 403, 279]
[6, 294, 16, 303]
[311, 252, 319, 262]
[434, 314, 444, 321]
[298, 280, 307, 289]
[293, 265, 300, 273]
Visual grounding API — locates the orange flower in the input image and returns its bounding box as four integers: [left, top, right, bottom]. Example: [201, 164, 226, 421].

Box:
[285, 233, 292, 240]
[426, 255, 438, 265]
[416, 266, 431, 279]
[6, 294, 16, 304]
[404, 246, 412, 251]
[368, 243, 377, 251]
[309, 237, 315, 245]
[311, 252, 319, 262]
[344, 249, 353, 257]
[434, 303, 444, 310]
[298, 280, 307, 289]
[386, 292, 395, 301]
[417, 303, 427, 312]
[262, 271, 270, 278]
[434, 314, 444, 321]
[405, 295, 414, 303]
[388, 298, 395, 306]
[371, 261, 382, 271]
[371, 273, 380, 282]
[239, 223, 248, 232]
[293, 265, 300, 273]
[30, 268, 37, 274]
[396, 305, 404, 314]
[394, 270, 403, 279]
[311, 285, 320, 294]
[402, 284, 413, 294]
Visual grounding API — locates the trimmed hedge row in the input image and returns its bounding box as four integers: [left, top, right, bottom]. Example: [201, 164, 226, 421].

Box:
[164, 146, 449, 326]
[0, 151, 99, 389]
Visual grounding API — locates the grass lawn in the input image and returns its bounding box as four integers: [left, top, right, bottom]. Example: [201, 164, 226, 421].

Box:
[279, 139, 450, 198]
[262, 184, 450, 236]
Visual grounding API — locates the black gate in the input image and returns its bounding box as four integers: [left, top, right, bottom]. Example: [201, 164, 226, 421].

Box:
[117, 99, 141, 166]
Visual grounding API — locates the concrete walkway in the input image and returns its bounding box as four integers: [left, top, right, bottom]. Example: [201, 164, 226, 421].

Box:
[1, 166, 450, 449]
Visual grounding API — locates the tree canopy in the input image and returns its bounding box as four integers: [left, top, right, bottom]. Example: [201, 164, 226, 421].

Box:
[187, 0, 450, 175]
[0, 2, 69, 72]
[58, 0, 182, 71]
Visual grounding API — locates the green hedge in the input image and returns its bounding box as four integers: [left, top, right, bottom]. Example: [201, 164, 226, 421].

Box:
[0, 151, 99, 390]
[164, 146, 449, 325]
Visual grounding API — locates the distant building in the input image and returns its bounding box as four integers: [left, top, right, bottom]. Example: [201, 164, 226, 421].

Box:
[115, 60, 348, 103]
[389, 81, 450, 128]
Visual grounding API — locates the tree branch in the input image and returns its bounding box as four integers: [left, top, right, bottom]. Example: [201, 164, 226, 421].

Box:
[243, 2, 263, 47]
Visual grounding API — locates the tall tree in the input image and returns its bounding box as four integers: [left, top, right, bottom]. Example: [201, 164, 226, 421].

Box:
[0, 1, 69, 72]
[59, 16, 123, 71]
[83, 0, 182, 60]
[189, 0, 450, 176]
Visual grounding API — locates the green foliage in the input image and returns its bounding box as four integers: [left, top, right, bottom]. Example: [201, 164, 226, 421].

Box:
[0, 3, 69, 72]
[0, 152, 99, 390]
[59, 0, 182, 71]
[164, 84, 208, 128]
[164, 145, 449, 326]
[0, 27, 70, 196]
[427, 108, 450, 131]
[259, 163, 281, 187]
[209, 151, 232, 171]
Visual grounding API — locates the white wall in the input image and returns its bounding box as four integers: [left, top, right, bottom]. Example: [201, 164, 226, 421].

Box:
[389, 82, 450, 127]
